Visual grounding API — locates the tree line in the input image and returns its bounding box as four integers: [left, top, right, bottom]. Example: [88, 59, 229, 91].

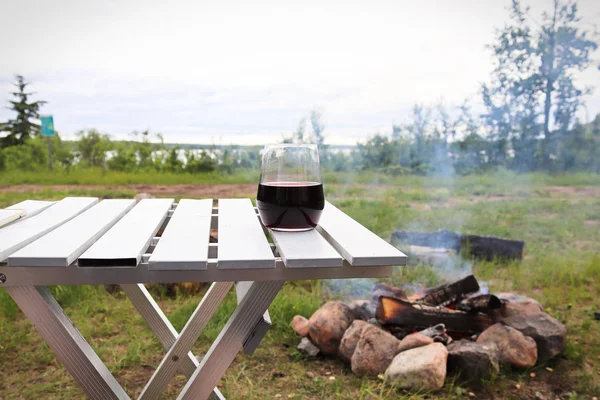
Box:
[1, 0, 599, 175]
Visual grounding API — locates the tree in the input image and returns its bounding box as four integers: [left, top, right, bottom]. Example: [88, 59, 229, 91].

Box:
[75, 129, 111, 168]
[165, 146, 184, 172]
[283, 109, 327, 154]
[482, 0, 598, 168]
[482, 0, 542, 165]
[405, 104, 433, 171]
[0, 75, 47, 148]
[538, 0, 597, 137]
[310, 109, 326, 152]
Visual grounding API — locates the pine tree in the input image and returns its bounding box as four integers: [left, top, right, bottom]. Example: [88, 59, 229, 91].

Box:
[0, 75, 47, 148]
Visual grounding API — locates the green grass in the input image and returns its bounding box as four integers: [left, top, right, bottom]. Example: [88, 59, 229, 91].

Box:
[2, 168, 600, 188]
[0, 169, 260, 185]
[0, 173, 599, 399]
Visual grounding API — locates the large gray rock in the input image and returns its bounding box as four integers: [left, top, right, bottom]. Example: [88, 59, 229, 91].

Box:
[351, 324, 401, 377]
[477, 323, 537, 368]
[384, 342, 448, 390]
[338, 320, 369, 362]
[308, 301, 355, 355]
[397, 332, 434, 353]
[502, 313, 567, 361]
[494, 293, 545, 320]
[447, 340, 499, 380]
[497, 293, 544, 311]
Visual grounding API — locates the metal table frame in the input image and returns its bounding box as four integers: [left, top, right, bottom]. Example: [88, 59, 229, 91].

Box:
[1, 200, 404, 400]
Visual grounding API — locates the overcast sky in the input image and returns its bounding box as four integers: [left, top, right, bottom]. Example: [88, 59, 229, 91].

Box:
[1, 0, 599, 145]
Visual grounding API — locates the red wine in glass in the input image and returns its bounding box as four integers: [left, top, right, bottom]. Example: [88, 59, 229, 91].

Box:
[257, 181, 325, 231]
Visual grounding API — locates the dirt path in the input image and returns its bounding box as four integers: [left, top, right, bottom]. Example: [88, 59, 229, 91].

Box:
[3, 183, 599, 201]
[542, 185, 600, 197]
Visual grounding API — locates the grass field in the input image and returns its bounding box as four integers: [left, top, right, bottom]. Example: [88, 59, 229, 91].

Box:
[1, 171, 599, 399]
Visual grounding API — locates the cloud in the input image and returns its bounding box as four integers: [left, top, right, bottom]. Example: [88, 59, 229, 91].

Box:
[0, 0, 599, 144]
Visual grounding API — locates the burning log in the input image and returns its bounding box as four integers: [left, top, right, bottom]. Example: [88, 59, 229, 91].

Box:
[376, 296, 493, 337]
[371, 282, 408, 303]
[455, 294, 502, 313]
[417, 275, 480, 307]
[392, 230, 525, 261]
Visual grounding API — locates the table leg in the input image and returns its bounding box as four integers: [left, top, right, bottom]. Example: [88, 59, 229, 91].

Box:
[177, 280, 285, 400]
[235, 281, 271, 355]
[137, 282, 233, 400]
[121, 283, 227, 400]
[6, 285, 130, 400]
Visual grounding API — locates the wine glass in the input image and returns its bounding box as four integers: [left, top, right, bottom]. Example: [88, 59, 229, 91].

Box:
[257, 144, 325, 231]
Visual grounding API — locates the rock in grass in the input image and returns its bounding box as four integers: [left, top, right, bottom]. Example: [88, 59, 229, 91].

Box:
[134, 193, 154, 203]
[447, 340, 499, 380]
[494, 293, 545, 320]
[502, 313, 567, 361]
[338, 320, 369, 362]
[297, 337, 320, 357]
[291, 315, 310, 337]
[385, 342, 448, 390]
[351, 324, 401, 376]
[308, 301, 355, 355]
[477, 323, 537, 368]
[397, 332, 434, 353]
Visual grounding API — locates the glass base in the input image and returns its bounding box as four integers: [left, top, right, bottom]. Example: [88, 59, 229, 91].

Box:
[270, 227, 315, 232]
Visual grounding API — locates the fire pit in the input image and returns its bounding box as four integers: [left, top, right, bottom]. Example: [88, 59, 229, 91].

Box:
[291, 276, 567, 391]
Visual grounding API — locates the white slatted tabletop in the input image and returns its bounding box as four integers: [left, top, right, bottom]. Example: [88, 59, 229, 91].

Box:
[1, 195, 408, 400]
[0, 196, 407, 285]
[9, 199, 136, 267]
[0, 197, 98, 262]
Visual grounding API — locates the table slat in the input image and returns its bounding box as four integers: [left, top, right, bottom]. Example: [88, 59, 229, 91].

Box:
[217, 199, 275, 269]
[78, 199, 173, 267]
[316, 201, 407, 266]
[0, 197, 98, 262]
[9, 199, 136, 267]
[269, 229, 342, 268]
[149, 199, 213, 270]
[0, 209, 24, 228]
[7, 200, 56, 220]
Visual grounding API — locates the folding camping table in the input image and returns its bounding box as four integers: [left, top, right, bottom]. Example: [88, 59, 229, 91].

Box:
[0, 197, 407, 400]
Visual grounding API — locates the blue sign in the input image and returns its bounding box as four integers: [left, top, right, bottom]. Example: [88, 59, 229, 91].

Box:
[41, 116, 55, 136]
